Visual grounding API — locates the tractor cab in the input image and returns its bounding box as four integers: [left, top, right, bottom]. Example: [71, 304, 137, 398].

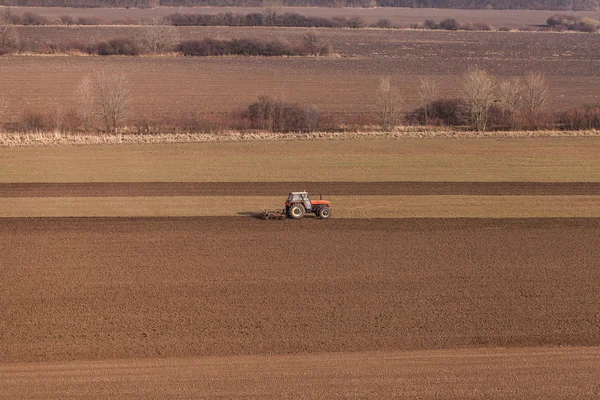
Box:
[287, 192, 312, 211]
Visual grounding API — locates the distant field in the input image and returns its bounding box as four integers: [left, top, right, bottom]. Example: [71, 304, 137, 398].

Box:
[3, 27, 600, 117]
[3, 6, 600, 28]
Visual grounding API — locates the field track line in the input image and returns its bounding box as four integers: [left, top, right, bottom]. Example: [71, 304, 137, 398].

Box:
[1, 348, 599, 399]
[1, 182, 600, 197]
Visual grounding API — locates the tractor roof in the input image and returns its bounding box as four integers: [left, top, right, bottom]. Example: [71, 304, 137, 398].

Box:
[289, 192, 308, 195]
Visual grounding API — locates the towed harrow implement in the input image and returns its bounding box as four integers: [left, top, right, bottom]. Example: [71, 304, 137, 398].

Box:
[261, 209, 286, 220]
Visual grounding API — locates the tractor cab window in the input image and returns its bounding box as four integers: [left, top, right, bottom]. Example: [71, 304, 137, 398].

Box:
[289, 194, 303, 202]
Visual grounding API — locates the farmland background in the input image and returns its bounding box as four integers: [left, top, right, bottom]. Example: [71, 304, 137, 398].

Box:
[1, 3, 600, 399]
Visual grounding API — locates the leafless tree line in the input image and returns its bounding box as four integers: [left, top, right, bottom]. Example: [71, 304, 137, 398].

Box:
[0, 72, 132, 133]
[374, 69, 551, 132]
[0, 68, 559, 135]
[462, 68, 550, 131]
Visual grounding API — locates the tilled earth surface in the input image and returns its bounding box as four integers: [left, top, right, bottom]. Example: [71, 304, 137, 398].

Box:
[2, 348, 600, 399]
[1, 181, 600, 196]
[1, 217, 599, 363]
[3, 28, 600, 116]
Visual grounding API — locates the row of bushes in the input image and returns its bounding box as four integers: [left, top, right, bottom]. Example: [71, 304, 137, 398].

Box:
[408, 100, 600, 130]
[177, 38, 327, 56]
[0, 0, 158, 7]
[546, 13, 600, 32]
[3, 10, 599, 33]
[1, 10, 381, 29]
[7, 99, 600, 134]
[416, 18, 493, 31]
[3, 0, 598, 10]
[1, 10, 144, 25]
[166, 12, 371, 28]
[1, 34, 330, 56]
[416, 16, 600, 32]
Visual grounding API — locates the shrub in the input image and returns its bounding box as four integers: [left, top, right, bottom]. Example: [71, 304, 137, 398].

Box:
[406, 98, 465, 126]
[59, 15, 74, 25]
[61, 108, 83, 132]
[177, 38, 307, 57]
[96, 38, 141, 55]
[547, 13, 599, 32]
[439, 18, 459, 30]
[245, 95, 321, 132]
[347, 16, 365, 28]
[372, 18, 392, 28]
[76, 16, 104, 25]
[300, 32, 330, 56]
[559, 106, 600, 130]
[423, 19, 438, 29]
[21, 109, 50, 132]
[471, 21, 492, 31]
[0, 25, 19, 54]
[21, 12, 49, 26]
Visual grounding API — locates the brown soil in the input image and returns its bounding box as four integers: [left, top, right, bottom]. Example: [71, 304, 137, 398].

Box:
[3, 28, 600, 117]
[2, 348, 599, 399]
[1, 217, 599, 363]
[2, 181, 600, 196]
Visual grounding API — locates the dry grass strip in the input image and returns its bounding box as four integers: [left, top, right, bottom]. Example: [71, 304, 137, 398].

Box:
[1, 129, 599, 148]
[1, 195, 599, 218]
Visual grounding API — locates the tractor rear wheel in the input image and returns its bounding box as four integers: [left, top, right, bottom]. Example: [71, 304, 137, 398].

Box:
[318, 206, 332, 219]
[289, 204, 305, 219]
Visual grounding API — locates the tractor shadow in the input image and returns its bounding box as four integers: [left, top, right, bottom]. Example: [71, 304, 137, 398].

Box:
[237, 211, 264, 219]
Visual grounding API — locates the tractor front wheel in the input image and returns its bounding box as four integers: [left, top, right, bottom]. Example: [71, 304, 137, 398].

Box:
[289, 204, 305, 219]
[318, 206, 332, 219]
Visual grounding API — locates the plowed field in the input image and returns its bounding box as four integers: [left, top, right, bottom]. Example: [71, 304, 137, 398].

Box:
[1, 217, 600, 363]
[3, 27, 600, 117]
[1, 138, 599, 397]
[2, 348, 600, 399]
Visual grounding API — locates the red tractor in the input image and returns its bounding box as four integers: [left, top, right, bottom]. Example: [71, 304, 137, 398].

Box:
[261, 192, 332, 220]
[285, 192, 332, 219]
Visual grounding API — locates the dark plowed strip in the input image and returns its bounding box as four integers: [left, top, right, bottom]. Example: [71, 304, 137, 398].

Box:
[1, 217, 600, 364]
[1, 182, 600, 197]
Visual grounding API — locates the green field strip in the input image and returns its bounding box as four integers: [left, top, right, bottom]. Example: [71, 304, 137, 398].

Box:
[1, 139, 599, 183]
[1, 195, 599, 218]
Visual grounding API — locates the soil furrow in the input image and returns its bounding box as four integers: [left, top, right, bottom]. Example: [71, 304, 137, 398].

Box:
[2, 182, 600, 197]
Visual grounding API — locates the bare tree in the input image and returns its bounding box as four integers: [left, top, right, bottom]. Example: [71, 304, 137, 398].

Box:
[375, 76, 403, 131]
[140, 19, 179, 53]
[498, 77, 523, 130]
[0, 25, 19, 53]
[522, 72, 550, 128]
[301, 31, 329, 56]
[263, 0, 282, 25]
[462, 67, 496, 131]
[76, 74, 95, 132]
[418, 77, 438, 125]
[50, 106, 63, 133]
[94, 71, 132, 134]
[0, 97, 9, 131]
